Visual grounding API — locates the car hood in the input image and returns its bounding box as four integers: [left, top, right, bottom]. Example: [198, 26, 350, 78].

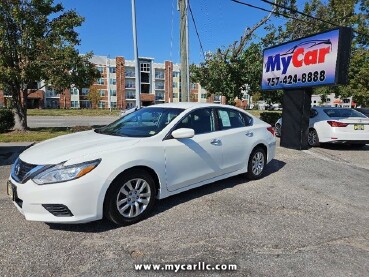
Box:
[20, 130, 141, 165]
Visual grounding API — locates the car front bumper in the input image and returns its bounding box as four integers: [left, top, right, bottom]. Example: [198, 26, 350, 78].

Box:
[8, 172, 108, 224]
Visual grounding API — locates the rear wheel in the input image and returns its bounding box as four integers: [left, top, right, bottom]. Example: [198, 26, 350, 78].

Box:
[246, 147, 266, 180]
[104, 169, 156, 226]
[308, 129, 320, 147]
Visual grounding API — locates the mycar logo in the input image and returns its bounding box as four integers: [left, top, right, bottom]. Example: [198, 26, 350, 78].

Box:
[265, 40, 333, 75]
[261, 28, 352, 90]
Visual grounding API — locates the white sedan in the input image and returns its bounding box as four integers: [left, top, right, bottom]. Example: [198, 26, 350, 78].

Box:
[7, 103, 276, 225]
[275, 107, 369, 146]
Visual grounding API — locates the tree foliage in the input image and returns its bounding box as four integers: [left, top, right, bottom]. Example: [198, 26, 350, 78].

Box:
[87, 86, 101, 109]
[0, 0, 99, 130]
[190, 0, 295, 104]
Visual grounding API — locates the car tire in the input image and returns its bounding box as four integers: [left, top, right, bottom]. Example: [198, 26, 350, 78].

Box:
[104, 169, 156, 226]
[275, 123, 281, 137]
[246, 147, 266, 180]
[308, 128, 320, 147]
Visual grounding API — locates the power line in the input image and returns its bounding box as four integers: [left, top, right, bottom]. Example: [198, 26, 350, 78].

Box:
[260, 0, 342, 28]
[229, 0, 309, 24]
[188, 0, 206, 60]
[260, 0, 368, 39]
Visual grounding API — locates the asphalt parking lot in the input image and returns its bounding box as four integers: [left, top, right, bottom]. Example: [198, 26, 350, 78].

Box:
[1, 140, 368, 276]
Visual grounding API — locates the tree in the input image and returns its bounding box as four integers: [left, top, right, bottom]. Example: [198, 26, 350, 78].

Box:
[0, 0, 99, 130]
[190, 0, 295, 104]
[87, 86, 101, 109]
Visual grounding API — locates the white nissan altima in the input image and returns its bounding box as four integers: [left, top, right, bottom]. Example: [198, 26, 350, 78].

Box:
[7, 103, 276, 225]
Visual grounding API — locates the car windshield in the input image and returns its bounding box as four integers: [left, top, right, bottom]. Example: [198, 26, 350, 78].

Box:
[95, 107, 184, 137]
[323, 108, 367, 118]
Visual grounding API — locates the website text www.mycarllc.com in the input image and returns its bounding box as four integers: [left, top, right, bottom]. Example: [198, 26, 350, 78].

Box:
[134, 262, 238, 273]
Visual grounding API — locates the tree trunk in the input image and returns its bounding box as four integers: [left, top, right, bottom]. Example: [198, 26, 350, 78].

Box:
[12, 89, 28, 131]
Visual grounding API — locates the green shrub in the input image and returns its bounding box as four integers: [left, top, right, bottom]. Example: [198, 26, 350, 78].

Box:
[0, 109, 15, 132]
[260, 112, 281, 125]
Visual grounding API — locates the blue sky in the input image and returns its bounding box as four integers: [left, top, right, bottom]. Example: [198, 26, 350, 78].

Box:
[61, 0, 287, 64]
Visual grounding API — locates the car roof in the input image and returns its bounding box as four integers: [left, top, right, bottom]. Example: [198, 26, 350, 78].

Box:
[151, 102, 231, 110]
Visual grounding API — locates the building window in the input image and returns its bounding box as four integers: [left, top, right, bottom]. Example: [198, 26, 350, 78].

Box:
[155, 81, 164, 90]
[110, 78, 116, 85]
[155, 92, 164, 101]
[109, 67, 116, 73]
[125, 67, 135, 77]
[173, 71, 180, 77]
[140, 62, 150, 72]
[96, 78, 104, 85]
[71, 101, 79, 108]
[155, 69, 164, 79]
[96, 67, 104, 73]
[126, 91, 136, 99]
[173, 82, 178, 88]
[326, 98, 331, 102]
[98, 101, 106, 109]
[81, 88, 89, 96]
[80, 100, 91, 108]
[191, 83, 196, 89]
[70, 87, 79, 95]
[125, 79, 135, 88]
[99, 90, 105, 97]
[110, 89, 116, 96]
[111, 102, 117, 109]
[201, 93, 207, 99]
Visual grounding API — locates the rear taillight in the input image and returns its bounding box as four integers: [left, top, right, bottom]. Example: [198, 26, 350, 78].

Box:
[327, 121, 349, 127]
[267, 127, 275, 136]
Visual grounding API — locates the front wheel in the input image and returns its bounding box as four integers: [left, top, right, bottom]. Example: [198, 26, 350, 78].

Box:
[308, 129, 320, 147]
[104, 169, 156, 226]
[246, 147, 266, 180]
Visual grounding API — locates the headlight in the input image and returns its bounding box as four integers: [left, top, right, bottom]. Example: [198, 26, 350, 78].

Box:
[32, 159, 101, 185]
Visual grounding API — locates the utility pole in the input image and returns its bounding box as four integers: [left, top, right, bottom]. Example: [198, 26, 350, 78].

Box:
[179, 0, 189, 102]
[131, 0, 141, 108]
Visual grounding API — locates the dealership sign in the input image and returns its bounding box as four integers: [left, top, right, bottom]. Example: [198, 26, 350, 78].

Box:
[261, 27, 352, 90]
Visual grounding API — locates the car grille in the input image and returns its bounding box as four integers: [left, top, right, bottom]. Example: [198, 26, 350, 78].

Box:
[11, 159, 38, 183]
[42, 204, 74, 217]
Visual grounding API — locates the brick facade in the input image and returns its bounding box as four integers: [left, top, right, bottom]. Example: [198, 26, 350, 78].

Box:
[116, 56, 125, 109]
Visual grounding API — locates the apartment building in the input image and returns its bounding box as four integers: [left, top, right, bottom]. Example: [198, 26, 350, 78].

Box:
[0, 55, 218, 109]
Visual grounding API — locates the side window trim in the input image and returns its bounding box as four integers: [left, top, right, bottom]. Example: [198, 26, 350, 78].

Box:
[163, 107, 216, 140]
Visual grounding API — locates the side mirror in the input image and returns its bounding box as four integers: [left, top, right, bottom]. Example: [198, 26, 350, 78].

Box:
[171, 128, 195, 139]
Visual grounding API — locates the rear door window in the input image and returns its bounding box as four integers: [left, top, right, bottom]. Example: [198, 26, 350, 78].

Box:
[216, 108, 251, 130]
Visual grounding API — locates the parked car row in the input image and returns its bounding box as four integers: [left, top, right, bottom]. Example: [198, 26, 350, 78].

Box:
[275, 107, 369, 147]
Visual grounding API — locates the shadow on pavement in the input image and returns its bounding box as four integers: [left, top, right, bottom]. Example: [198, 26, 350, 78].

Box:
[319, 143, 369, 151]
[46, 158, 286, 233]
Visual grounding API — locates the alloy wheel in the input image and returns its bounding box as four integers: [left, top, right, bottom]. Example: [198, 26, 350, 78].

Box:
[251, 152, 265, 176]
[116, 178, 151, 218]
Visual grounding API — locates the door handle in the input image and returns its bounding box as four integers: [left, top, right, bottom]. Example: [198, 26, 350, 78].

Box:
[211, 138, 222, 146]
[245, 131, 253, 137]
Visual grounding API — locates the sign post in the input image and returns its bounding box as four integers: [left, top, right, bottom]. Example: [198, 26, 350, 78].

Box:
[261, 27, 353, 150]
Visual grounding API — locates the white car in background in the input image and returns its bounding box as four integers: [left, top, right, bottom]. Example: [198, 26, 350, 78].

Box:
[275, 107, 369, 147]
[8, 103, 276, 226]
